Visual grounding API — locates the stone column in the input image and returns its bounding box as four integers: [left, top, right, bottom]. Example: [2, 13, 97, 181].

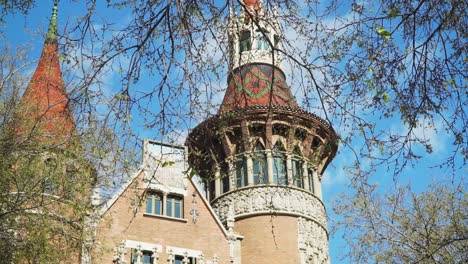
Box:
[214, 168, 221, 198]
[151, 248, 159, 264]
[286, 154, 292, 186]
[205, 180, 211, 202]
[162, 193, 168, 215]
[197, 254, 204, 264]
[266, 150, 274, 184]
[228, 159, 235, 191]
[302, 162, 309, 191]
[167, 250, 174, 264]
[135, 246, 143, 264]
[182, 252, 189, 264]
[246, 152, 254, 186]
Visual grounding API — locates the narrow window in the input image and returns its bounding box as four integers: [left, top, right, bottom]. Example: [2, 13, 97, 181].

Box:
[308, 168, 314, 193]
[292, 147, 303, 188]
[146, 193, 162, 215]
[274, 34, 280, 47]
[239, 30, 251, 52]
[253, 142, 267, 184]
[236, 156, 248, 187]
[292, 158, 303, 188]
[222, 174, 230, 194]
[208, 180, 216, 201]
[272, 142, 287, 185]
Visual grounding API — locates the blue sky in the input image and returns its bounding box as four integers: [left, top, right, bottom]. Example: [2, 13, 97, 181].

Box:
[2, 1, 465, 263]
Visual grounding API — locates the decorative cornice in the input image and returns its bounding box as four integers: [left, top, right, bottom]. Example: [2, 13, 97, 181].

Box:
[211, 185, 328, 230]
[195, 105, 339, 140]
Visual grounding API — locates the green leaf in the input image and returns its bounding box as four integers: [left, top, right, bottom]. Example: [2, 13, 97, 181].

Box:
[389, 8, 399, 18]
[376, 27, 391, 39]
[161, 160, 175, 167]
[383, 93, 391, 105]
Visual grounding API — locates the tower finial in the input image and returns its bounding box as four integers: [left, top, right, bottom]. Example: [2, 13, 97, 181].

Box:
[45, 2, 58, 44]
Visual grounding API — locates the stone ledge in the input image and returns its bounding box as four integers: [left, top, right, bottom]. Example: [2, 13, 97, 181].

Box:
[212, 185, 327, 227]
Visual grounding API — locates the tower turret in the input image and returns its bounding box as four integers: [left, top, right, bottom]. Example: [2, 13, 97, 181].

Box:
[221, 0, 294, 113]
[187, 1, 338, 263]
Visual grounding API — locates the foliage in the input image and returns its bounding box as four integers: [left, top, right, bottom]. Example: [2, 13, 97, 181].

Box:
[333, 179, 468, 263]
[0, 135, 96, 262]
[1, 0, 463, 175]
[0, 0, 466, 262]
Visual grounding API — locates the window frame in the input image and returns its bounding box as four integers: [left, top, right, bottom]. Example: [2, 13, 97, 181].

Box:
[255, 29, 270, 50]
[291, 157, 303, 188]
[166, 195, 183, 219]
[272, 143, 287, 185]
[131, 249, 154, 264]
[239, 30, 251, 52]
[146, 192, 163, 216]
[221, 173, 230, 194]
[235, 155, 248, 188]
[253, 143, 267, 185]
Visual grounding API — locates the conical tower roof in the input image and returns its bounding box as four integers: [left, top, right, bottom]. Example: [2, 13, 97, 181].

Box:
[218, 64, 298, 113]
[16, 4, 76, 145]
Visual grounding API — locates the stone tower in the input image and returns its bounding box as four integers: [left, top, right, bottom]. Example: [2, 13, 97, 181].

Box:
[187, 1, 338, 263]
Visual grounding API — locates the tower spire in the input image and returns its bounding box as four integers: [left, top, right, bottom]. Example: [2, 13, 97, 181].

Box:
[45, 2, 58, 44]
[15, 2, 76, 146]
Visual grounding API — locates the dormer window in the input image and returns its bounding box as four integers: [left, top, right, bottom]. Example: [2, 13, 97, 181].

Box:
[239, 30, 251, 52]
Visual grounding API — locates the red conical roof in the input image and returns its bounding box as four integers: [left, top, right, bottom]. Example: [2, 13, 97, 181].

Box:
[218, 64, 298, 114]
[15, 5, 76, 145]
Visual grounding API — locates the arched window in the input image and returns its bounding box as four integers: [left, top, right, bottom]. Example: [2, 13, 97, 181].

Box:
[253, 142, 267, 184]
[208, 180, 216, 201]
[291, 147, 303, 188]
[272, 142, 287, 185]
[222, 174, 230, 194]
[235, 143, 248, 188]
[308, 168, 314, 193]
[239, 30, 251, 52]
[236, 156, 248, 188]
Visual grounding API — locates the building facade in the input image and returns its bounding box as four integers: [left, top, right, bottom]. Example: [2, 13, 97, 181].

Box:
[14, 1, 338, 263]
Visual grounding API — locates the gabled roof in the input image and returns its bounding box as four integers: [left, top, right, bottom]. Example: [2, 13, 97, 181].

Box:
[100, 140, 231, 239]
